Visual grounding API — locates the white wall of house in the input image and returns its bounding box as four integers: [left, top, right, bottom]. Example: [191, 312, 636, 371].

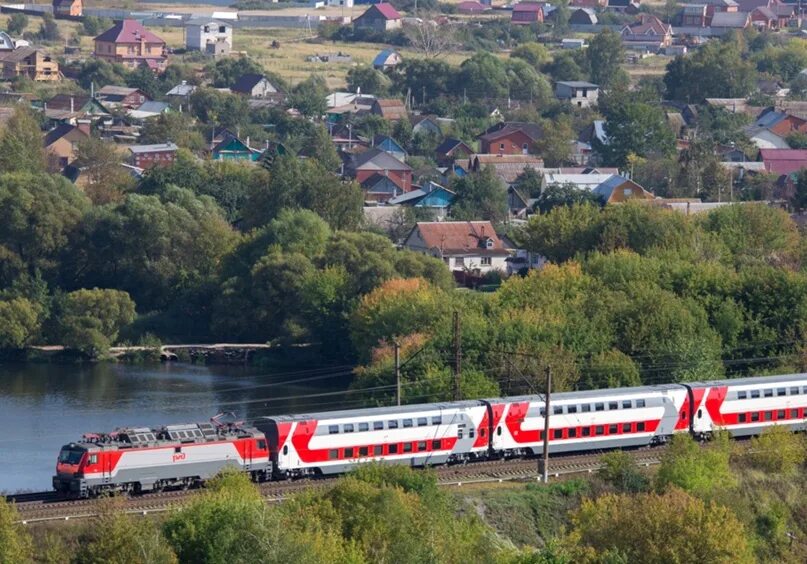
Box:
[186, 22, 233, 51]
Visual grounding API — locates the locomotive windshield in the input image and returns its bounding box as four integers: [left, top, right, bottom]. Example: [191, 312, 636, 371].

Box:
[58, 448, 85, 464]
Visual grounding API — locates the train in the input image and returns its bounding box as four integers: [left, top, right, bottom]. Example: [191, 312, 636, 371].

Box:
[53, 373, 807, 497]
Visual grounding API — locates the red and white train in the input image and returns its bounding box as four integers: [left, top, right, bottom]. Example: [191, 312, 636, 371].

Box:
[54, 374, 807, 494]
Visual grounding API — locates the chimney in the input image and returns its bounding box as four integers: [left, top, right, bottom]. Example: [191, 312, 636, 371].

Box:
[181, 80, 187, 86]
[76, 120, 91, 135]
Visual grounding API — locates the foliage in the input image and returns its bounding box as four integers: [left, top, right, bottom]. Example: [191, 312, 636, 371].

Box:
[206, 56, 267, 88]
[38, 13, 60, 41]
[511, 42, 551, 69]
[57, 288, 136, 357]
[73, 137, 135, 205]
[346, 66, 391, 96]
[586, 29, 626, 89]
[664, 41, 756, 102]
[572, 488, 754, 563]
[0, 297, 42, 350]
[73, 59, 129, 91]
[189, 88, 250, 129]
[288, 75, 329, 118]
[7, 13, 28, 35]
[656, 433, 735, 498]
[0, 105, 45, 174]
[597, 450, 650, 493]
[0, 497, 33, 564]
[449, 165, 509, 224]
[598, 100, 676, 167]
[747, 425, 807, 474]
[534, 183, 602, 214]
[139, 112, 206, 151]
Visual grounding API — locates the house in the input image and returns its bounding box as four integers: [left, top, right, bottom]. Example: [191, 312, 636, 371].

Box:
[185, 19, 232, 56]
[0, 32, 15, 51]
[53, 0, 82, 17]
[0, 48, 60, 81]
[543, 172, 616, 191]
[592, 175, 655, 204]
[361, 173, 405, 202]
[44, 94, 108, 118]
[352, 147, 413, 194]
[607, 0, 640, 11]
[373, 135, 407, 161]
[411, 115, 442, 137]
[620, 15, 672, 51]
[43, 123, 89, 172]
[93, 20, 167, 72]
[212, 133, 262, 162]
[569, 8, 598, 24]
[477, 122, 542, 155]
[468, 154, 545, 185]
[371, 98, 408, 121]
[128, 100, 171, 120]
[436, 138, 473, 166]
[388, 181, 455, 219]
[760, 148, 807, 176]
[751, 6, 777, 28]
[403, 221, 511, 274]
[570, 0, 607, 8]
[710, 11, 751, 30]
[511, 2, 545, 25]
[555, 81, 599, 108]
[231, 73, 282, 100]
[166, 81, 197, 101]
[353, 3, 402, 31]
[96, 85, 150, 110]
[128, 143, 178, 169]
[372, 49, 402, 70]
[561, 38, 586, 50]
[746, 126, 789, 149]
[457, 1, 490, 13]
[755, 109, 807, 137]
[682, 4, 708, 26]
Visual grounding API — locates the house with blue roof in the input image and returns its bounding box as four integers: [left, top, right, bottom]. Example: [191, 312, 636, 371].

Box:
[373, 135, 407, 161]
[388, 181, 455, 219]
[212, 132, 262, 162]
[372, 49, 402, 71]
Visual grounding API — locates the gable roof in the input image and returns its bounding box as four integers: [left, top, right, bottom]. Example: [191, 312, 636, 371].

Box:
[129, 143, 179, 154]
[94, 20, 165, 44]
[373, 3, 402, 19]
[436, 137, 471, 155]
[388, 181, 455, 206]
[592, 175, 654, 202]
[478, 122, 543, 143]
[623, 14, 671, 35]
[97, 85, 142, 98]
[354, 147, 412, 171]
[231, 73, 274, 94]
[710, 11, 750, 27]
[372, 49, 399, 67]
[372, 98, 408, 120]
[409, 221, 509, 256]
[373, 134, 407, 154]
[361, 173, 403, 193]
[513, 2, 545, 11]
[760, 148, 807, 175]
[43, 123, 87, 147]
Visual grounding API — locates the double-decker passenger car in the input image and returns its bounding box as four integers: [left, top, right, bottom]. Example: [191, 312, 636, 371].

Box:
[255, 401, 489, 477]
[53, 415, 271, 497]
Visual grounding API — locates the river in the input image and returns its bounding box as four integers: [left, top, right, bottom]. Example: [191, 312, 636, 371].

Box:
[0, 362, 354, 493]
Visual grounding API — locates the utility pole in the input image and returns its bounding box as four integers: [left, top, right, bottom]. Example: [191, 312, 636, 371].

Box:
[394, 341, 401, 406]
[539, 366, 551, 483]
[452, 311, 461, 401]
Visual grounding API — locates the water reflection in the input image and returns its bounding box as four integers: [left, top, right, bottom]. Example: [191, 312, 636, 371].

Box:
[0, 362, 352, 492]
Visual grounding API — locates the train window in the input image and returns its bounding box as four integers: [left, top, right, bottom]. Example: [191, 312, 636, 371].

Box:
[681, 411, 686, 420]
[538, 430, 544, 441]
[417, 418, 428, 427]
[581, 404, 591, 413]
[539, 407, 546, 417]
[738, 391, 747, 400]
[697, 409, 703, 419]
[751, 390, 760, 398]
[458, 429, 463, 440]
[403, 443, 413, 453]
[359, 447, 368, 457]
[609, 424, 618, 434]
[569, 428, 577, 438]
[403, 419, 413, 428]
[791, 409, 799, 419]
[582, 427, 591, 437]
[175, 447, 181, 453]
[622, 423, 631, 433]
[388, 420, 398, 429]
[764, 412, 773, 421]
[389, 444, 399, 454]
[609, 402, 618, 411]
[739, 414, 747, 423]
[595, 403, 604, 412]
[344, 424, 354, 433]
[803, 386, 807, 394]
[328, 425, 339, 434]
[791, 387, 799, 395]
[637, 422, 645, 432]
[417, 441, 426, 451]
[595, 426, 604, 436]
[636, 399, 646, 408]
[258, 440, 266, 450]
[568, 405, 578, 414]
[553, 429, 562, 439]
[777, 388, 786, 397]
[623, 400, 632, 409]
[481, 428, 486, 437]
[777, 410, 786, 419]
[764, 389, 773, 398]
[469, 429, 475, 438]
[751, 413, 760, 422]
[329, 449, 338, 460]
[432, 440, 441, 450]
[553, 406, 563, 415]
[374, 421, 384, 431]
[496, 426, 502, 436]
[432, 416, 442, 425]
[374, 445, 383, 456]
[89, 454, 98, 465]
[345, 448, 354, 458]
[283, 446, 288, 455]
[359, 423, 369, 432]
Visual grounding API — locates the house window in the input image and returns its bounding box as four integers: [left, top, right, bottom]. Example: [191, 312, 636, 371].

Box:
[219, 26, 227, 33]
[456, 257, 465, 267]
[481, 257, 492, 266]
[499, 143, 505, 151]
[204, 26, 210, 32]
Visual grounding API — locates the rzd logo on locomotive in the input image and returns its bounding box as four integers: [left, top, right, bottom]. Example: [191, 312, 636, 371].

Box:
[172, 452, 187, 462]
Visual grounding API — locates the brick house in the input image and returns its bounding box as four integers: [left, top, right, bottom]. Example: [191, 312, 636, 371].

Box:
[620, 15, 672, 51]
[93, 20, 168, 72]
[477, 122, 542, 155]
[53, 0, 82, 17]
[511, 2, 545, 25]
[435, 138, 473, 166]
[96, 85, 150, 110]
[403, 221, 510, 274]
[353, 147, 413, 195]
[128, 143, 178, 169]
[353, 3, 402, 31]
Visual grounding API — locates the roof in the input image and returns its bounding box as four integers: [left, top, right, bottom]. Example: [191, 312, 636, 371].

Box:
[372, 49, 399, 67]
[166, 83, 197, 97]
[354, 147, 412, 171]
[53, 0, 79, 6]
[683, 4, 706, 14]
[478, 122, 543, 143]
[410, 221, 509, 255]
[129, 143, 179, 154]
[0, 47, 41, 63]
[545, 173, 615, 189]
[43, 123, 87, 147]
[760, 148, 807, 175]
[373, 134, 406, 153]
[592, 175, 653, 202]
[436, 137, 470, 155]
[388, 182, 455, 205]
[94, 20, 165, 44]
[231, 73, 270, 94]
[752, 6, 777, 19]
[97, 85, 141, 97]
[360, 3, 402, 20]
[457, 1, 489, 11]
[373, 98, 408, 120]
[710, 11, 750, 27]
[624, 14, 671, 35]
[556, 80, 599, 89]
[471, 154, 544, 184]
[261, 400, 486, 423]
[513, 1, 545, 11]
[361, 173, 403, 192]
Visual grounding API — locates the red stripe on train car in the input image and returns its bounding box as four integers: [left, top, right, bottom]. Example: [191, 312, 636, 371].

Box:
[474, 403, 505, 448]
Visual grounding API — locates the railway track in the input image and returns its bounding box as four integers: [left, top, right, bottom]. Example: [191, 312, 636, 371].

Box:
[8, 447, 664, 525]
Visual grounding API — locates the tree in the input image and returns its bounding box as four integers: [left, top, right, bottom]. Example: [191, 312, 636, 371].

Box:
[7, 13, 28, 35]
[597, 450, 649, 493]
[346, 66, 390, 96]
[598, 101, 676, 167]
[536, 115, 575, 167]
[664, 41, 756, 102]
[0, 105, 45, 174]
[300, 123, 341, 171]
[393, 59, 455, 101]
[73, 137, 134, 204]
[80, 15, 112, 37]
[0, 297, 41, 349]
[534, 183, 602, 213]
[512, 167, 543, 199]
[518, 203, 604, 262]
[404, 18, 457, 57]
[38, 13, 60, 41]
[572, 488, 754, 563]
[449, 165, 509, 224]
[288, 75, 328, 118]
[793, 168, 807, 212]
[511, 42, 551, 69]
[139, 112, 206, 151]
[57, 288, 136, 357]
[0, 497, 33, 563]
[455, 52, 509, 101]
[189, 88, 250, 129]
[206, 56, 267, 88]
[126, 65, 161, 100]
[656, 433, 735, 498]
[543, 51, 585, 82]
[587, 29, 625, 88]
[74, 59, 129, 91]
[747, 425, 807, 474]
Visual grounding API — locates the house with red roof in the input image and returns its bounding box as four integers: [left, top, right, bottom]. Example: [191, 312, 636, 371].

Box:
[403, 221, 511, 274]
[620, 15, 672, 51]
[511, 2, 545, 25]
[477, 122, 543, 155]
[353, 3, 402, 31]
[760, 149, 807, 176]
[93, 20, 167, 72]
[457, 1, 490, 14]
